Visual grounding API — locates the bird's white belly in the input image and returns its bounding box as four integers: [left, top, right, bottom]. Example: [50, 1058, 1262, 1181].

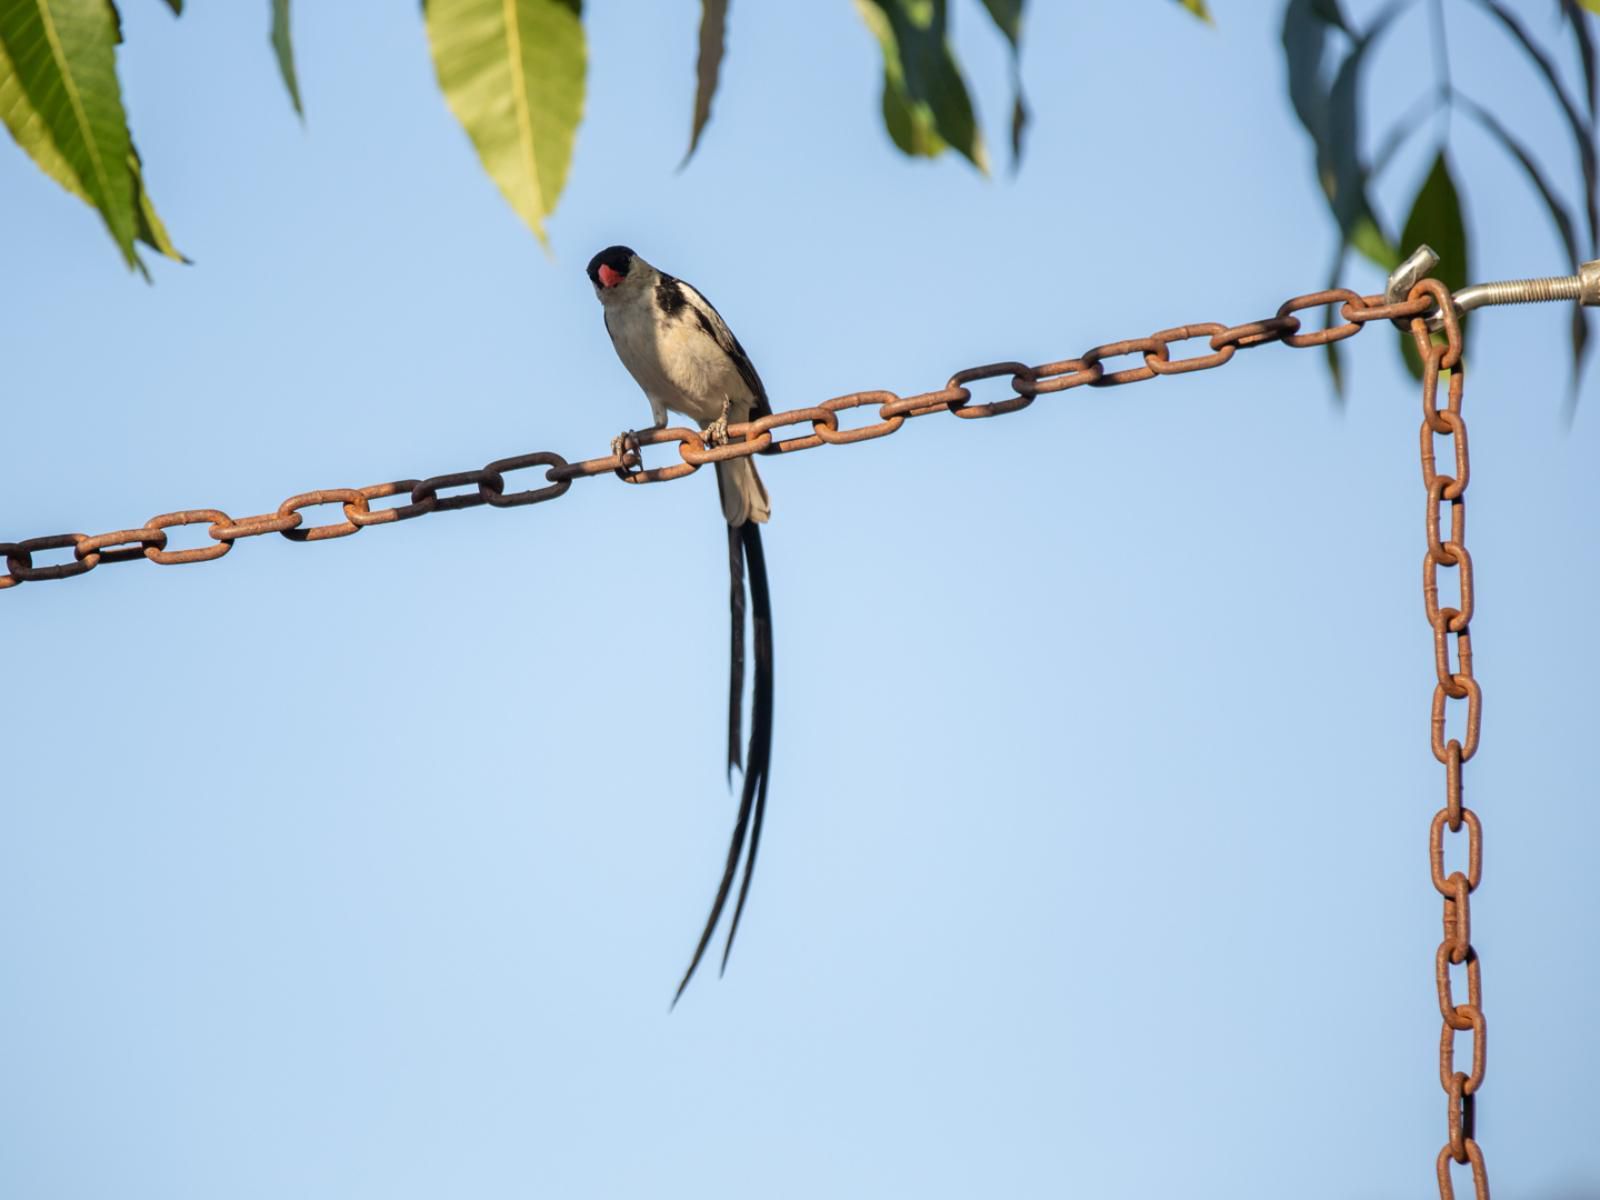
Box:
[613, 310, 752, 426]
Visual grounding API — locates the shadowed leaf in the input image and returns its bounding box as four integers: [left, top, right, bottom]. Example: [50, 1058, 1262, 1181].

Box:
[682, 0, 726, 164]
[160, 0, 181, 12]
[978, 0, 1027, 165]
[426, 0, 585, 246]
[1563, 0, 1597, 120]
[1399, 152, 1468, 380]
[1473, 0, 1596, 253]
[271, 0, 303, 117]
[855, 0, 987, 172]
[1460, 93, 1592, 408]
[1283, 0, 1403, 394]
[0, 0, 139, 266]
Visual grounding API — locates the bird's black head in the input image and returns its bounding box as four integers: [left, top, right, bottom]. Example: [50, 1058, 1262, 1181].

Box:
[587, 245, 636, 289]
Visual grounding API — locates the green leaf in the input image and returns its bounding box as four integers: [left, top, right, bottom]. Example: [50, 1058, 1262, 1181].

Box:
[1349, 212, 1398, 271]
[683, 0, 726, 164]
[129, 145, 184, 264]
[1399, 152, 1468, 380]
[1562, 0, 1597, 121]
[1282, 0, 1403, 394]
[854, 0, 987, 172]
[1459, 93, 1590, 407]
[161, 0, 181, 13]
[978, 0, 1021, 42]
[270, 0, 303, 117]
[0, 0, 139, 267]
[1173, 0, 1213, 23]
[977, 0, 1027, 166]
[0, 13, 181, 270]
[1472, 0, 1596, 256]
[425, 0, 585, 246]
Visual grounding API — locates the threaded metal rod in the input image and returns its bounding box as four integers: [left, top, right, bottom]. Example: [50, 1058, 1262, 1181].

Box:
[1388, 247, 1600, 330]
[1456, 274, 1584, 313]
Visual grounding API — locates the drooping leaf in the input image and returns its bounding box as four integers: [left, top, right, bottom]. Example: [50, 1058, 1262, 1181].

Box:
[1281, 0, 1332, 139]
[1173, 0, 1213, 23]
[425, 0, 585, 246]
[270, 0, 303, 117]
[129, 145, 184, 264]
[1399, 152, 1468, 380]
[855, 0, 987, 172]
[1349, 212, 1399, 271]
[0, 14, 181, 270]
[978, 0, 1020, 41]
[683, 0, 726, 164]
[1282, 0, 1406, 396]
[160, 0, 181, 13]
[1562, 0, 1597, 121]
[1460, 93, 1591, 407]
[1473, 0, 1596, 254]
[0, 0, 138, 266]
[977, 0, 1027, 165]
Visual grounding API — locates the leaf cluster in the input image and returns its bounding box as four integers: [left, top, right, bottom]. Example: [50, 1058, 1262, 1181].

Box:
[1282, 0, 1599, 396]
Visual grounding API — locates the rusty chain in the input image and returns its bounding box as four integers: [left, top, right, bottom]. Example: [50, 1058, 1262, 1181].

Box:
[0, 276, 1509, 1191]
[1412, 280, 1489, 1200]
[0, 287, 1436, 591]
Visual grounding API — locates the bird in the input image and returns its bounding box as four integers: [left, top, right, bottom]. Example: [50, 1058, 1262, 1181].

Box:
[587, 245, 774, 1005]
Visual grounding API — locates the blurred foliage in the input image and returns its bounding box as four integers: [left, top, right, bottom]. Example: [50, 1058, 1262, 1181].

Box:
[0, 0, 1595, 396]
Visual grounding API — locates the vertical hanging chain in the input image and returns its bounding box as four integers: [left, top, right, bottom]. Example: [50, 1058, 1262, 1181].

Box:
[1410, 279, 1488, 1200]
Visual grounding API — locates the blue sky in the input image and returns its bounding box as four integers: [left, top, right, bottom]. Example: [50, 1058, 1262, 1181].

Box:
[4, 2, 1598, 1196]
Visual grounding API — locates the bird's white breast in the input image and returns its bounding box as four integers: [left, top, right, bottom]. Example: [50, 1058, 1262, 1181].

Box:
[606, 289, 756, 426]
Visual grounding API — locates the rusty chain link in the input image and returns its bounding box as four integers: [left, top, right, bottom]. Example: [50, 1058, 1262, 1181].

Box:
[0, 288, 1435, 592]
[1410, 279, 1489, 1200]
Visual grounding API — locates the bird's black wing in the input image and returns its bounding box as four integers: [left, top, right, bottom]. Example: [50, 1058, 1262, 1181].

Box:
[668, 276, 771, 418]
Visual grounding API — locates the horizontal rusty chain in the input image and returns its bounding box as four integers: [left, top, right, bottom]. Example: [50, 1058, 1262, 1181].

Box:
[0, 289, 1432, 592]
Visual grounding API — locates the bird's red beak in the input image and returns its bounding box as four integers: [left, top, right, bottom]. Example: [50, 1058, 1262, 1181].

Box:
[598, 263, 624, 289]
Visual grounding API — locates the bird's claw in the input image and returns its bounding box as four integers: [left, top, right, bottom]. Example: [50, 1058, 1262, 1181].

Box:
[701, 415, 730, 447]
[611, 430, 642, 470]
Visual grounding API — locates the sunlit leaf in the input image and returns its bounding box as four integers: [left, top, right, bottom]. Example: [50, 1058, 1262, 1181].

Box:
[855, 0, 987, 172]
[271, 0, 303, 118]
[0, 8, 181, 270]
[0, 0, 138, 266]
[682, 0, 726, 164]
[1399, 152, 1468, 380]
[426, 0, 585, 246]
[1173, 0, 1213, 23]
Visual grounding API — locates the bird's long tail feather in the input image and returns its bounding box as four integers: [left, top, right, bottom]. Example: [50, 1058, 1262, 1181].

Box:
[726, 525, 745, 779]
[673, 521, 774, 1006]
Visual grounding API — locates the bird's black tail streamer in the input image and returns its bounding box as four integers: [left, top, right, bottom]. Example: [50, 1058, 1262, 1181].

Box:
[673, 522, 773, 1007]
[726, 524, 745, 780]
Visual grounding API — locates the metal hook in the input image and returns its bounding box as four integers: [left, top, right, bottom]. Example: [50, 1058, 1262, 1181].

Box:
[1388, 244, 1600, 331]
